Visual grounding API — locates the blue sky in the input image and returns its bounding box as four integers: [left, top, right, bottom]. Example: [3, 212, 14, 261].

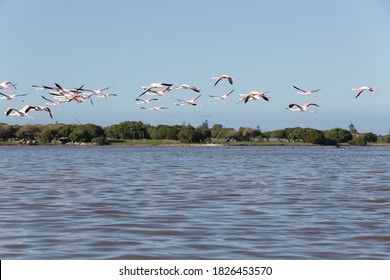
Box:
[1, 0, 389, 134]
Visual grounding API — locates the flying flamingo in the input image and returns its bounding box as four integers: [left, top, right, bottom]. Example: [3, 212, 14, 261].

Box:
[146, 87, 172, 98]
[4, 107, 34, 119]
[286, 102, 319, 112]
[32, 84, 58, 91]
[138, 82, 173, 98]
[173, 84, 201, 92]
[136, 98, 158, 105]
[96, 93, 117, 98]
[211, 75, 238, 86]
[41, 95, 69, 106]
[0, 81, 17, 92]
[82, 86, 113, 95]
[5, 105, 53, 119]
[23, 105, 54, 119]
[174, 94, 204, 106]
[209, 89, 235, 100]
[293, 85, 321, 96]
[140, 106, 168, 111]
[238, 91, 270, 103]
[352, 86, 378, 98]
[55, 83, 84, 95]
[0, 92, 28, 102]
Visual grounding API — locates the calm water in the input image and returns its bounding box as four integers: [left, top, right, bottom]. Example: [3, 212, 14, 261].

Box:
[1, 146, 390, 259]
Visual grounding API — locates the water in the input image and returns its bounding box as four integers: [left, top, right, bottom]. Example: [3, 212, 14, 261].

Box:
[1, 146, 390, 259]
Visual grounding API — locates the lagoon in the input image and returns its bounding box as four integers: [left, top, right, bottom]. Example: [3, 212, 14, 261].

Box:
[1, 146, 390, 259]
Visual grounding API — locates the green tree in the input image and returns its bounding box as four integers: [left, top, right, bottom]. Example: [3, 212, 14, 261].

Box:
[349, 135, 367, 146]
[301, 128, 326, 144]
[253, 125, 262, 138]
[382, 135, 390, 143]
[349, 123, 358, 135]
[152, 125, 179, 140]
[210, 124, 223, 138]
[57, 124, 76, 139]
[177, 127, 201, 143]
[270, 129, 287, 140]
[225, 129, 239, 140]
[216, 127, 235, 138]
[324, 128, 352, 143]
[104, 124, 120, 139]
[287, 127, 304, 142]
[238, 127, 254, 141]
[196, 121, 211, 142]
[362, 132, 377, 143]
[70, 124, 105, 142]
[15, 124, 42, 140]
[39, 128, 58, 143]
[0, 123, 12, 140]
[83, 124, 105, 140]
[105, 121, 147, 139]
[91, 136, 108, 145]
[68, 126, 88, 142]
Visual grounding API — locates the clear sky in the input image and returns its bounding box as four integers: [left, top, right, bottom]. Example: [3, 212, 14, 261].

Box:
[1, 0, 389, 134]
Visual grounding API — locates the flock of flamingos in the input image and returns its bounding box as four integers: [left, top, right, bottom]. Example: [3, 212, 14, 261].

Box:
[0, 76, 378, 120]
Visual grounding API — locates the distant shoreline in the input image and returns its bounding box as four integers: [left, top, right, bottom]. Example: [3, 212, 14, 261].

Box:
[2, 140, 390, 147]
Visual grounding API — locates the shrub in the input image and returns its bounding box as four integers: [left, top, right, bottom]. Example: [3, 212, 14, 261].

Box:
[349, 136, 367, 146]
[91, 137, 108, 145]
[324, 128, 353, 143]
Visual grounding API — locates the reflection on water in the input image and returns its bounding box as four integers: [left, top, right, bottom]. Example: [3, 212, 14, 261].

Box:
[1, 146, 390, 259]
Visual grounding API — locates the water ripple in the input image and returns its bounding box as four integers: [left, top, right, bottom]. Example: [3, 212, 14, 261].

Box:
[1, 146, 390, 259]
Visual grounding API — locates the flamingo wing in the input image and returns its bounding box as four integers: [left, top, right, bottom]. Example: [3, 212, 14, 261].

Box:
[5, 107, 15, 116]
[193, 94, 202, 101]
[288, 103, 302, 110]
[213, 77, 222, 87]
[261, 95, 270, 101]
[226, 89, 235, 96]
[355, 88, 365, 98]
[293, 86, 306, 93]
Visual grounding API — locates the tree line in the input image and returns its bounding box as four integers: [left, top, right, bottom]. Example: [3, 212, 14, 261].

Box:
[0, 121, 389, 145]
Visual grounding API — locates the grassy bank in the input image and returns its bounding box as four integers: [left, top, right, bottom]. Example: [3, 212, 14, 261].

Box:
[2, 139, 390, 147]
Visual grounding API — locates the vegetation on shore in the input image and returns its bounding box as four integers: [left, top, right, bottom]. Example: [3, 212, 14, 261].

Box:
[0, 121, 389, 146]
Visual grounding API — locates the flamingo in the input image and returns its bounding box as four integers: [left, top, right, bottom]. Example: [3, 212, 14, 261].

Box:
[0, 81, 17, 92]
[211, 75, 238, 86]
[293, 85, 321, 96]
[82, 86, 113, 95]
[4, 105, 53, 119]
[32, 84, 58, 91]
[74, 94, 94, 105]
[146, 87, 172, 98]
[4, 107, 34, 119]
[43, 83, 93, 105]
[34, 83, 86, 102]
[209, 89, 235, 100]
[55, 83, 84, 95]
[22, 105, 54, 119]
[352, 86, 377, 98]
[95, 93, 117, 98]
[136, 98, 158, 105]
[140, 106, 168, 111]
[238, 91, 270, 103]
[286, 102, 319, 112]
[138, 82, 173, 98]
[174, 94, 204, 106]
[173, 84, 201, 92]
[41, 95, 69, 106]
[0, 92, 28, 102]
